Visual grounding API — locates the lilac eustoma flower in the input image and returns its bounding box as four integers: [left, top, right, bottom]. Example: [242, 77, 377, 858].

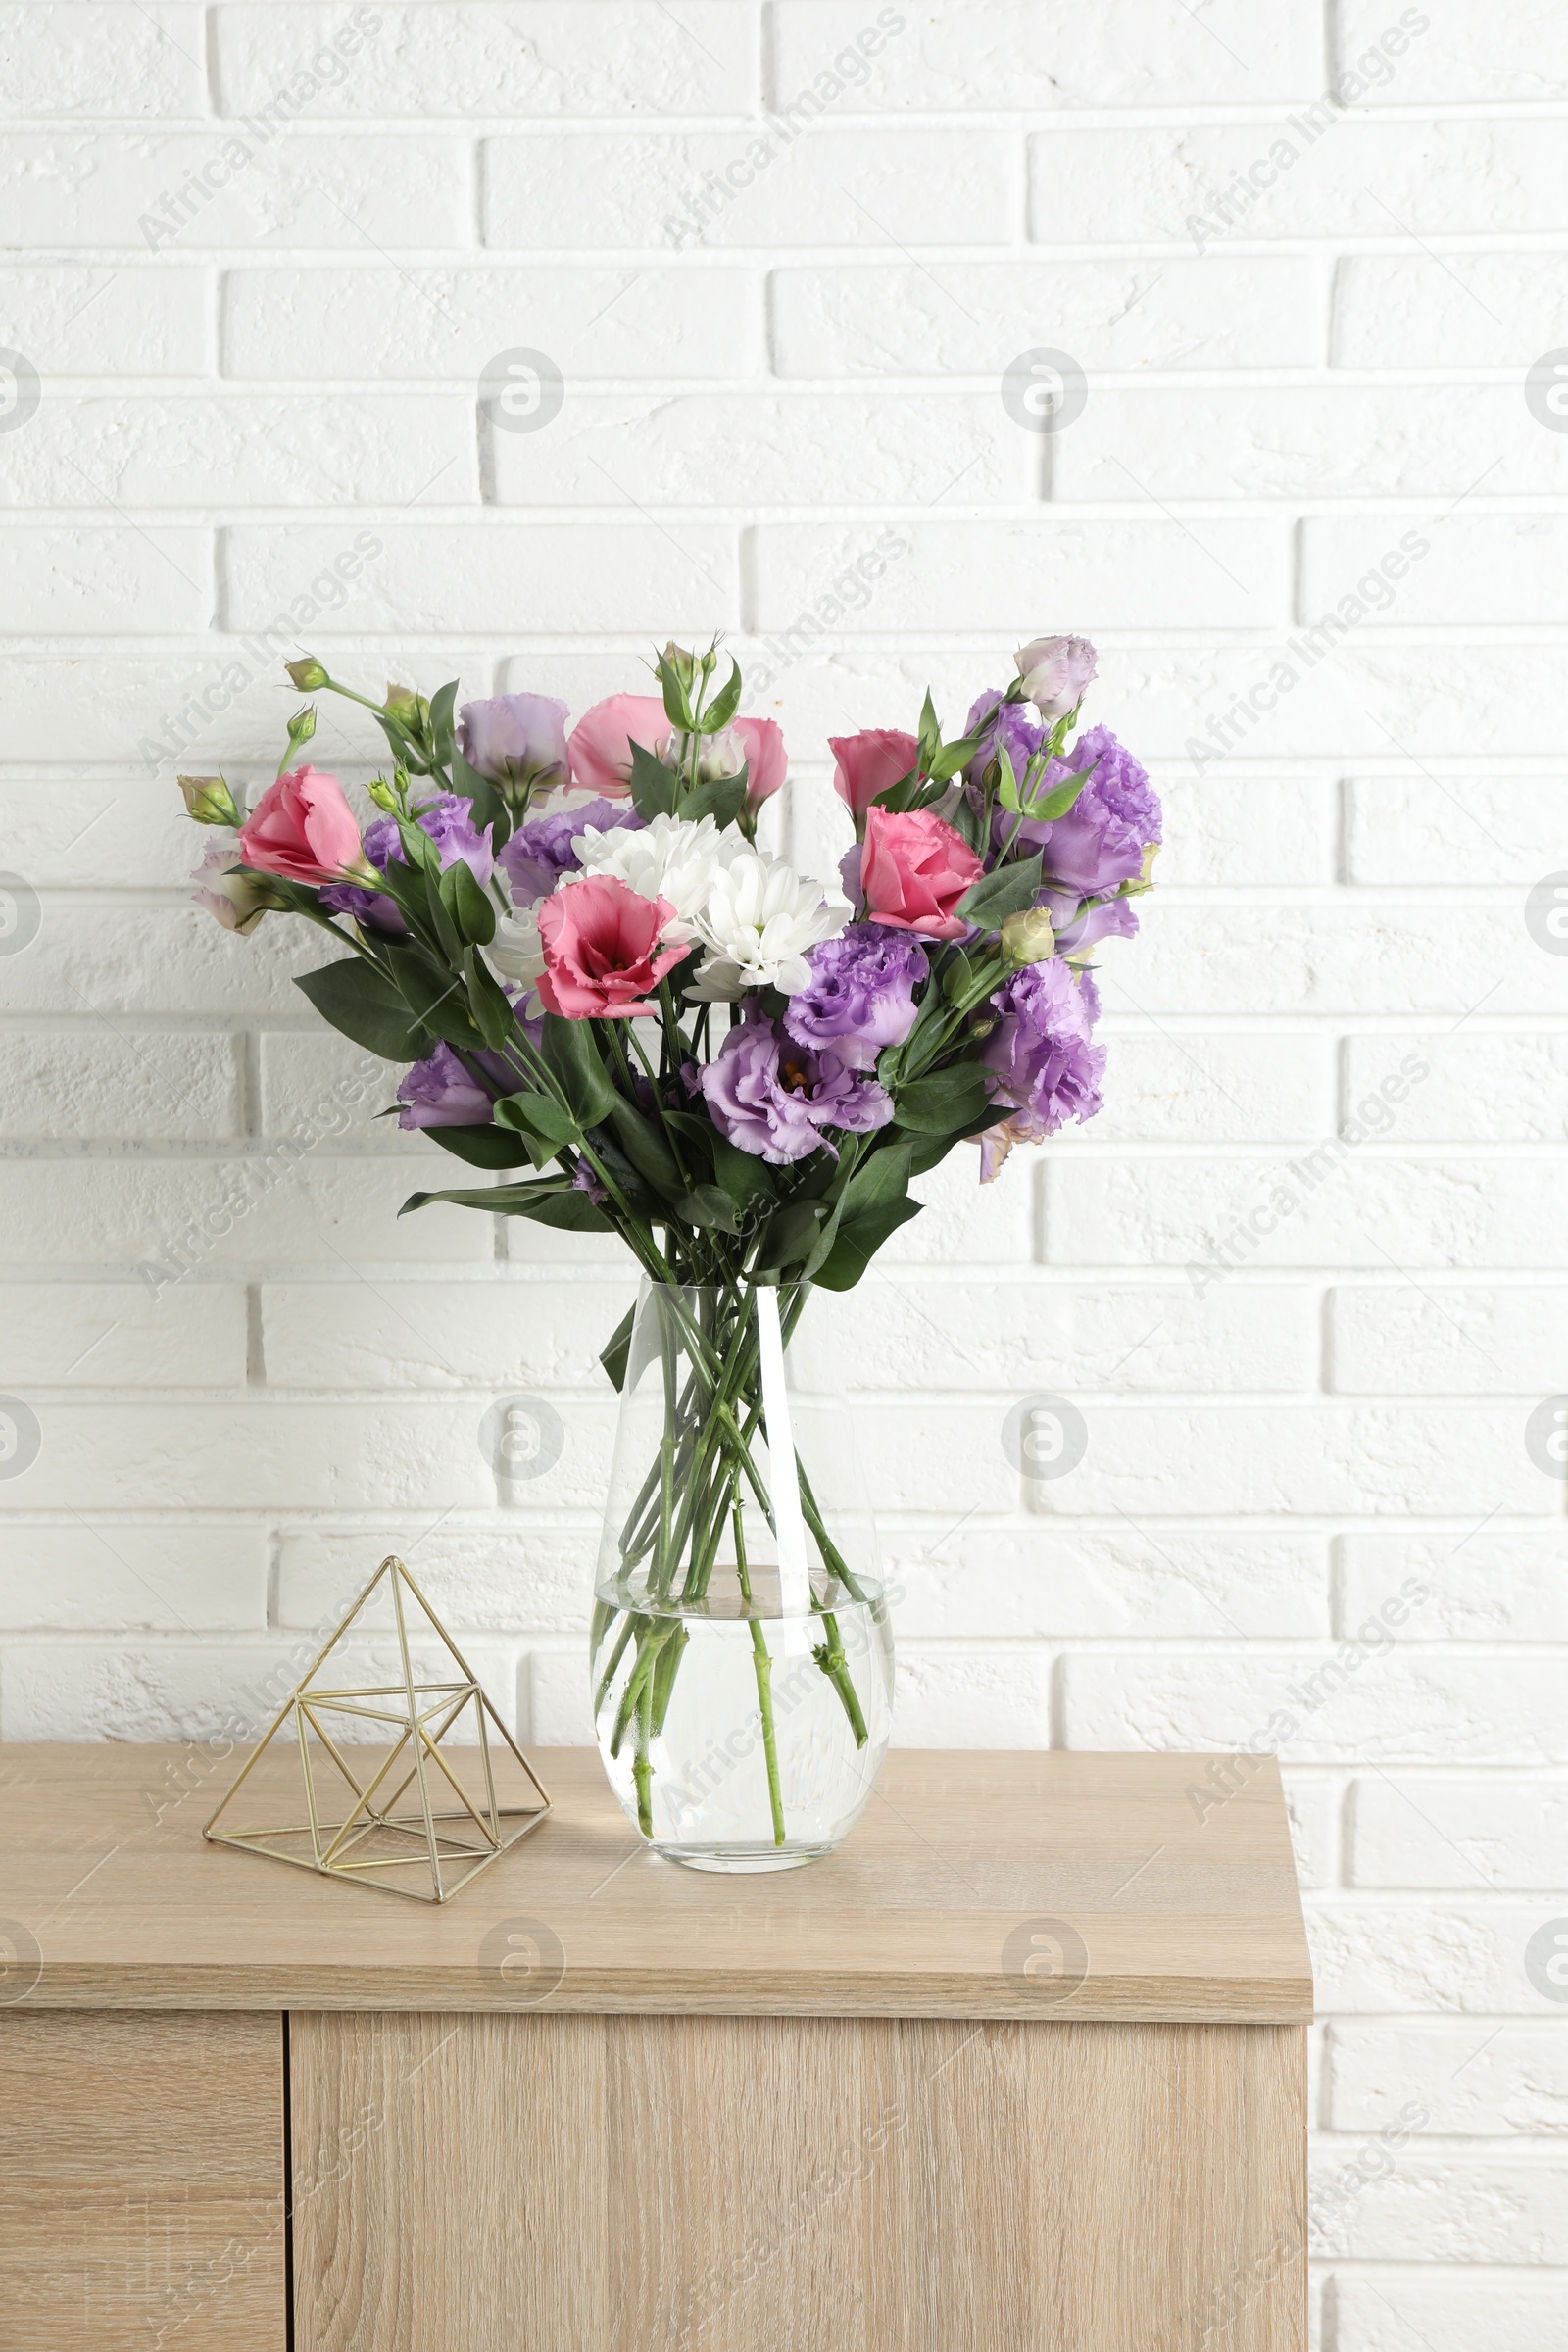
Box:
[783, 924, 927, 1071]
[701, 1007, 893, 1164]
[1038, 725, 1161, 899]
[361, 792, 496, 892]
[981, 957, 1105, 1143]
[499, 798, 645, 906]
[458, 692, 569, 794]
[397, 1041, 504, 1130]
[963, 689, 1042, 785]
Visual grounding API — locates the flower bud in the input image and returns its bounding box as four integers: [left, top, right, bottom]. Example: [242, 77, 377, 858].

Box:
[285, 656, 329, 692]
[366, 776, 400, 812]
[1000, 906, 1057, 966]
[384, 682, 427, 728]
[1013, 634, 1098, 720]
[661, 640, 701, 694]
[659, 725, 744, 785]
[176, 773, 242, 827]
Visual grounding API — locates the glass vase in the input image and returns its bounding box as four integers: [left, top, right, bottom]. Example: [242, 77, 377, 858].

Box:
[590, 1280, 893, 1873]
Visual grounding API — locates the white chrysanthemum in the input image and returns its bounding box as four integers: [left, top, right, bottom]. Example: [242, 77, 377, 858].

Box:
[687, 851, 850, 1000]
[564, 811, 747, 940]
[485, 906, 545, 987]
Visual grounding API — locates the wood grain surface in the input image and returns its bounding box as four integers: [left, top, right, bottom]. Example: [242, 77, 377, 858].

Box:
[0, 2010, 286, 2352]
[290, 2008, 1307, 2352]
[0, 1743, 1311, 2021]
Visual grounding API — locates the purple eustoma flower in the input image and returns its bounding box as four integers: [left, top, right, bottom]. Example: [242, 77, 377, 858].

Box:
[701, 1007, 893, 1164]
[397, 1041, 504, 1130]
[1037, 725, 1161, 899]
[499, 798, 645, 906]
[363, 792, 496, 888]
[783, 924, 927, 1071]
[981, 958, 1105, 1145]
[963, 689, 1042, 785]
[318, 879, 408, 938]
[458, 692, 569, 794]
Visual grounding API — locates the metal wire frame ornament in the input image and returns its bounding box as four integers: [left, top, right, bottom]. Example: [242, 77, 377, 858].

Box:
[204, 1554, 551, 1903]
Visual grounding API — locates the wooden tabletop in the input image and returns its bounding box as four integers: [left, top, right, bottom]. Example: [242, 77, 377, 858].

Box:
[0, 1744, 1311, 2024]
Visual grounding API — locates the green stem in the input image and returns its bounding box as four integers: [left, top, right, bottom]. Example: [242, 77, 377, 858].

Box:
[734, 1506, 786, 1847]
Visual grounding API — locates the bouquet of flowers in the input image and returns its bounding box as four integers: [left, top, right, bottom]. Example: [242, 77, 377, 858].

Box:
[179, 633, 1159, 1846]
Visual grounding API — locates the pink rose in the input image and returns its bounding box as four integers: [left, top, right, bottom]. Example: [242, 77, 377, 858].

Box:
[859, 808, 983, 942]
[565, 694, 669, 799]
[237, 764, 364, 884]
[829, 728, 919, 828]
[735, 714, 787, 810]
[535, 873, 691, 1018]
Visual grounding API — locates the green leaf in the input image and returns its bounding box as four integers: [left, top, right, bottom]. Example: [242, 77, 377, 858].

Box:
[906, 1128, 965, 1179]
[427, 679, 459, 765]
[400, 1179, 610, 1231]
[869, 766, 924, 815]
[925, 728, 986, 783]
[757, 1198, 828, 1271]
[916, 687, 940, 762]
[956, 853, 1044, 932]
[840, 1138, 913, 1219]
[423, 1122, 529, 1170]
[677, 1183, 742, 1234]
[606, 1095, 683, 1198]
[696, 659, 743, 735]
[627, 741, 678, 820]
[384, 944, 481, 1049]
[600, 1304, 636, 1392]
[811, 1199, 923, 1291]
[1032, 760, 1099, 822]
[893, 1062, 994, 1134]
[437, 855, 496, 947]
[293, 958, 429, 1061]
[663, 1110, 717, 1168]
[373, 710, 430, 775]
[463, 946, 519, 1053]
[450, 744, 510, 849]
[942, 948, 975, 1003]
[495, 1089, 579, 1148]
[680, 768, 747, 830]
[540, 1012, 617, 1125]
[708, 1129, 775, 1212]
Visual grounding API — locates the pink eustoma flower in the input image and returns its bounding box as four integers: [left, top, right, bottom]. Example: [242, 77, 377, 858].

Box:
[535, 873, 691, 1018]
[829, 728, 919, 827]
[735, 714, 788, 810]
[237, 764, 364, 885]
[565, 694, 669, 799]
[859, 807, 983, 942]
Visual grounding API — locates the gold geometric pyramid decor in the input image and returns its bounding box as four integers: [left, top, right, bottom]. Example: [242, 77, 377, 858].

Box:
[204, 1554, 551, 1903]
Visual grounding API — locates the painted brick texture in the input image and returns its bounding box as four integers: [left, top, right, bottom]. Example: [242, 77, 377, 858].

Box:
[0, 7, 1563, 2340]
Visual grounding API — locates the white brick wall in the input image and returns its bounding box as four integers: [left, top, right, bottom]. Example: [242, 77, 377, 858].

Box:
[0, 5, 1564, 2336]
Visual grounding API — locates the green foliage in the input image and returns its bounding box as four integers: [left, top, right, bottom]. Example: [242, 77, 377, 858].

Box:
[293, 958, 429, 1060]
[422, 1123, 530, 1170]
[892, 1062, 994, 1133]
[811, 1199, 923, 1291]
[540, 1012, 616, 1124]
[628, 741, 679, 820]
[955, 853, 1044, 931]
[400, 1179, 610, 1231]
